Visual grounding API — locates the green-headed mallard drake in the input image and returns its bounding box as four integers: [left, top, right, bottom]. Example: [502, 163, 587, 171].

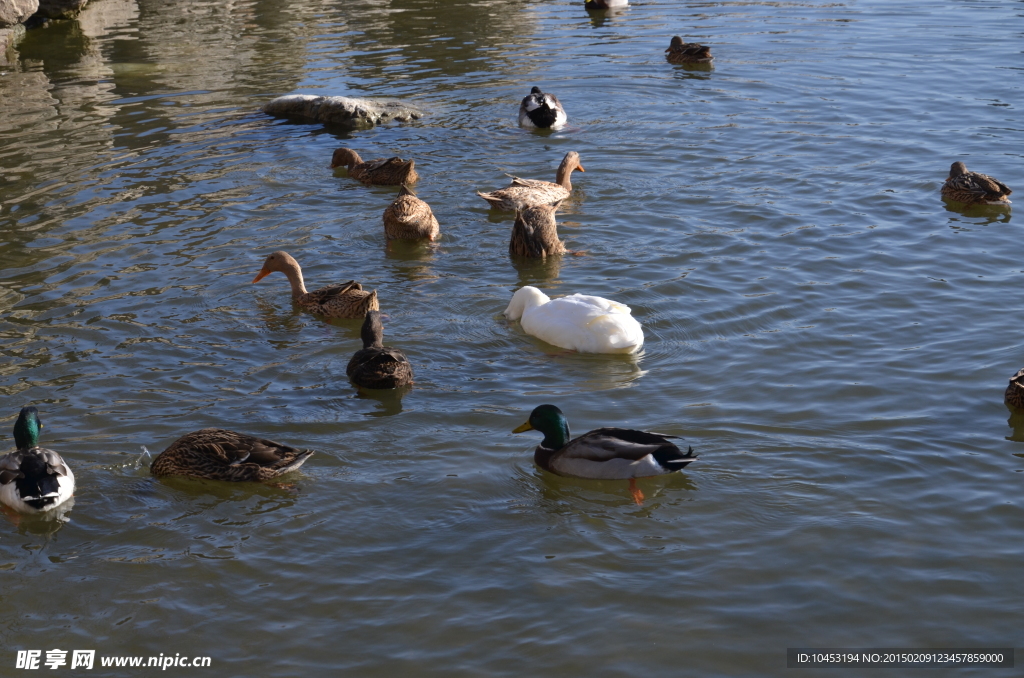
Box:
[0, 407, 75, 514]
[477, 151, 584, 211]
[665, 36, 713, 63]
[585, 0, 628, 8]
[941, 161, 1012, 206]
[347, 310, 414, 389]
[513, 404, 695, 503]
[1006, 368, 1024, 410]
[518, 86, 567, 129]
[383, 185, 440, 241]
[330, 148, 418, 186]
[150, 428, 314, 481]
[252, 251, 379, 319]
[509, 203, 565, 258]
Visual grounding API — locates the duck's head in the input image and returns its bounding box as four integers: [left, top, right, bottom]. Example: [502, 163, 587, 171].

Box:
[559, 151, 585, 174]
[330, 148, 362, 170]
[513, 404, 570, 449]
[949, 161, 968, 178]
[667, 36, 684, 51]
[252, 251, 300, 283]
[13, 406, 42, 450]
[503, 286, 550, 320]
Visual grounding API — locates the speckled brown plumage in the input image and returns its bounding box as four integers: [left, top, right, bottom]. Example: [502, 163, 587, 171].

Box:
[383, 185, 440, 241]
[509, 203, 565, 258]
[252, 251, 379, 319]
[347, 311, 414, 389]
[665, 36, 713, 63]
[1005, 368, 1024, 410]
[150, 428, 314, 481]
[477, 151, 584, 211]
[941, 162, 1011, 206]
[330, 148, 419, 186]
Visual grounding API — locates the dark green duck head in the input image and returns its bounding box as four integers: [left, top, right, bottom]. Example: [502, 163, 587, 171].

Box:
[513, 404, 570, 449]
[13, 406, 42, 450]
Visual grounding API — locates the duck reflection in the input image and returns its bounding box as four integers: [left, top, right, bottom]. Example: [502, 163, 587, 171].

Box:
[945, 202, 1012, 226]
[671, 62, 714, 81]
[1, 497, 74, 535]
[510, 253, 563, 287]
[1005, 403, 1024, 442]
[534, 471, 695, 510]
[585, 7, 628, 29]
[355, 385, 410, 418]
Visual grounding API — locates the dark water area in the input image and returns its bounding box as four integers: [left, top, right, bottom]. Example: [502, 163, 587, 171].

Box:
[1, 0, 1022, 675]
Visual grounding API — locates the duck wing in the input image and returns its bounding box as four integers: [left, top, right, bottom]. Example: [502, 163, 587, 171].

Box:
[304, 281, 362, 304]
[547, 428, 695, 479]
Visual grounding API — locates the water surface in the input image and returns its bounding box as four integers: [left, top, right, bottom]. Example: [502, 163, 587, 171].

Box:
[1, 0, 1022, 675]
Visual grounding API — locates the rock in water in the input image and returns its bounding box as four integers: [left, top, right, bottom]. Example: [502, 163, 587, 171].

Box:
[34, 0, 86, 19]
[262, 94, 424, 129]
[0, 0, 38, 27]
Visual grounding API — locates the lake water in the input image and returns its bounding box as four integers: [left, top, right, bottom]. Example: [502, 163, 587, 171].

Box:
[1, 0, 1022, 675]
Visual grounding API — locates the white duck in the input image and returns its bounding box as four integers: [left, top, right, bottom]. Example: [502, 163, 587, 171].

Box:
[1, 407, 75, 514]
[503, 286, 643, 354]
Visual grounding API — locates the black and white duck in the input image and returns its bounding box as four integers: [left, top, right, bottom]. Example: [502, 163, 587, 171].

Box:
[0, 407, 75, 514]
[518, 86, 567, 129]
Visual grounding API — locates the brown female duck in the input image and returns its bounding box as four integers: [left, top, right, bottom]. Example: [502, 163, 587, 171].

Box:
[330, 148, 419, 186]
[347, 311, 414, 389]
[252, 251, 378, 319]
[383, 185, 440, 241]
[477, 151, 584, 211]
[941, 161, 1011, 206]
[665, 36, 713, 64]
[509, 203, 565, 258]
[150, 428, 314, 481]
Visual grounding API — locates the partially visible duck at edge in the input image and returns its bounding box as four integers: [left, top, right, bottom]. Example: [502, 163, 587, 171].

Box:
[252, 250, 378, 319]
[512, 404, 695, 504]
[383, 185, 440, 241]
[346, 310, 414, 390]
[584, 0, 628, 9]
[665, 36, 714, 64]
[477, 151, 585, 211]
[0, 407, 75, 514]
[150, 429, 314, 481]
[330, 148, 419, 186]
[1005, 368, 1024, 410]
[509, 203, 565, 258]
[518, 86, 567, 129]
[941, 161, 1011, 207]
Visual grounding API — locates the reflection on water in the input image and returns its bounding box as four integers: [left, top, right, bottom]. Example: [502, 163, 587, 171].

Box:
[944, 201, 1013, 225]
[0, 497, 74, 536]
[354, 385, 410, 417]
[3, 0, 1024, 673]
[1004, 405, 1024, 443]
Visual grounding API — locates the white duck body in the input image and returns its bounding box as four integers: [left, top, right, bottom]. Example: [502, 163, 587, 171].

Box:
[0, 448, 76, 514]
[504, 286, 643, 354]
